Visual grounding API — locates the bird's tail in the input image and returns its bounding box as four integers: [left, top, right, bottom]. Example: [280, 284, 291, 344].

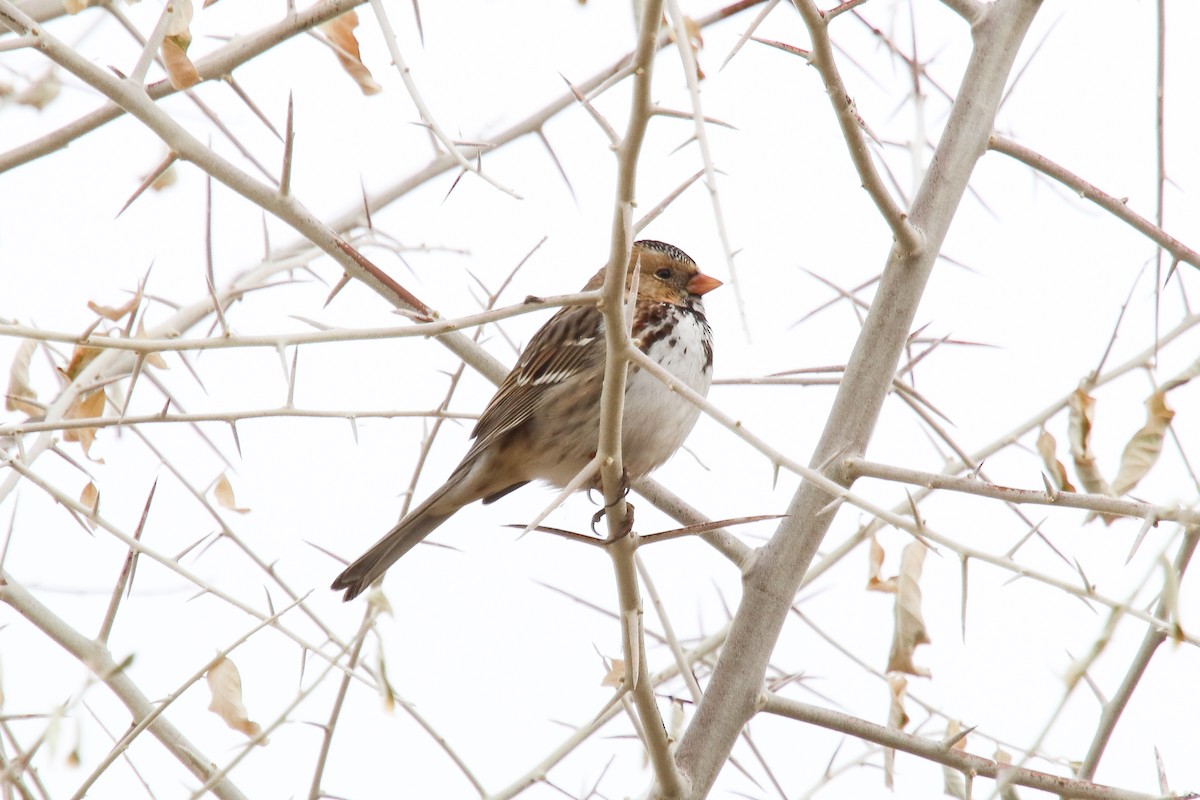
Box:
[331, 483, 459, 602]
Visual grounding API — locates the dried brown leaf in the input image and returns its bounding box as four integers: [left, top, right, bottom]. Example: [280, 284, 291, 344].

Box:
[1036, 428, 1075, 492]
[1067, 388, 1113, 497]
[213, 474, 250, 514]
[136, 318, 169, 369]
[160, 0, 199, 90]
[866, 533, 896, 592]
[1111, 390, 1174, 496]
[1160, 555, 1184, 645]
[161, 37, 200, 90]
[64, 390, 106, 460]
[886, 541, 930, 677]
[87, 294, 139, 322]
[1162, 354, 1200, 393]
[887, 674, 908, 728]
[15, 72, 61, 110]
[6, 339, 40, 416]
[206, 657, 266, 743]
[61, 343, 102, 381]
[600, 659, 624, 688]
[320, 11, 382, 95]
[80, 481, 99, 529]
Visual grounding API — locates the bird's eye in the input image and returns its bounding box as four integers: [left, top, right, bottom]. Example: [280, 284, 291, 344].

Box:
[655, 268, 672, 280]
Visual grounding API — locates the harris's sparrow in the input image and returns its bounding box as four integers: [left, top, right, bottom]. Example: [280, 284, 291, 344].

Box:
[332, 240, 721, 601]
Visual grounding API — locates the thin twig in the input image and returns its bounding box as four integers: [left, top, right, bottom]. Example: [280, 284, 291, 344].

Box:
[791, 0, 922, 253]
[990, 135, 1200, 271]
[761, 693, 1163, 800]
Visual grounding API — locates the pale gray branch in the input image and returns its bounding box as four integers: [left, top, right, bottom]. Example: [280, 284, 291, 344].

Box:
[790, 0, 921, 253]
[668, 4, 1044, 795]
[0, 0, 370, 173]
[1078, 528, 1200, 780]
[990, 134, 1200, 271]
[761, 693, 1166, 800]
[595, 0, 686, 794]
[0, 575, 250, 800]
[844, 457, 1200, 527]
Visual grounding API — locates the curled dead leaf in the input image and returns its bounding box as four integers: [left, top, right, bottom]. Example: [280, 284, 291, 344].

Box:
[87, 294, 140, 322]
[887, 673, 908, 729]
[1161, 353, 1200, 393]
[206, 657, 267, 743]
[1036, 428, 1075, 492]
[161, 37, 200, 90]
[61, 343, 102, 381]
[1111, 390, 1174, 496]
[1067, 388, 1114, 497]
[886, 541, 930, 677]
[600, 659, 625, 688]
[213, 474, 250, 514]
[866, 533, 896, 592]
[136, 318, 169, 369]
[161, 0, 199, 90]
[80, 482, 99, 529]
[319, 11, 382, 95]
[6, 339, 40, 416]
[64, 390, 106, 460]
[1159, 555, 1185, 645]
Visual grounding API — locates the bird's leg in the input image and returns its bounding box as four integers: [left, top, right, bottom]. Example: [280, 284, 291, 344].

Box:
[591, 467, 634, 541]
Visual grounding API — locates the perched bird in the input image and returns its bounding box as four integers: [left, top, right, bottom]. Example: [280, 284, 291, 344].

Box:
[332, 240, 721, 601]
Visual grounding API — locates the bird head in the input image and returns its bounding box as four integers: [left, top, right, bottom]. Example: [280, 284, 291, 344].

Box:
[584, 240, 722, 305]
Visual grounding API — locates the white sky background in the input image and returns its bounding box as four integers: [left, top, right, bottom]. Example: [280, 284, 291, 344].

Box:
[1, 0, 1199, 798]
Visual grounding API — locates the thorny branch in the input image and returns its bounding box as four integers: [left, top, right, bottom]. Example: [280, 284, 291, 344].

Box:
[2, 1, 1198, 798]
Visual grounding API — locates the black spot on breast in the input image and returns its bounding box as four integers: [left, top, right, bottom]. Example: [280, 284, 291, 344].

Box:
[633, 303, 674, 353]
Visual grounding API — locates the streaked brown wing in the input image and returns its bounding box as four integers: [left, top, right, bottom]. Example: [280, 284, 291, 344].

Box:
[462, 304, 604, 463]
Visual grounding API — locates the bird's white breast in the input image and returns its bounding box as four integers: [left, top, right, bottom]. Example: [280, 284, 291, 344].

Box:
[622, 304, 712, 477]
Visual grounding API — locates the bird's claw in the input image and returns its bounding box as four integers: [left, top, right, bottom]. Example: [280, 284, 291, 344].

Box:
[591, 501, 636, 541]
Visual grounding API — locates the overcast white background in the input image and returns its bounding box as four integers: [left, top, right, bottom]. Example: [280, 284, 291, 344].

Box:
[1, 0, 1199, 798]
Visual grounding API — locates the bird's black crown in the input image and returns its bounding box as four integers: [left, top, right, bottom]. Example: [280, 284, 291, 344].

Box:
[636, 239, 695, 265]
